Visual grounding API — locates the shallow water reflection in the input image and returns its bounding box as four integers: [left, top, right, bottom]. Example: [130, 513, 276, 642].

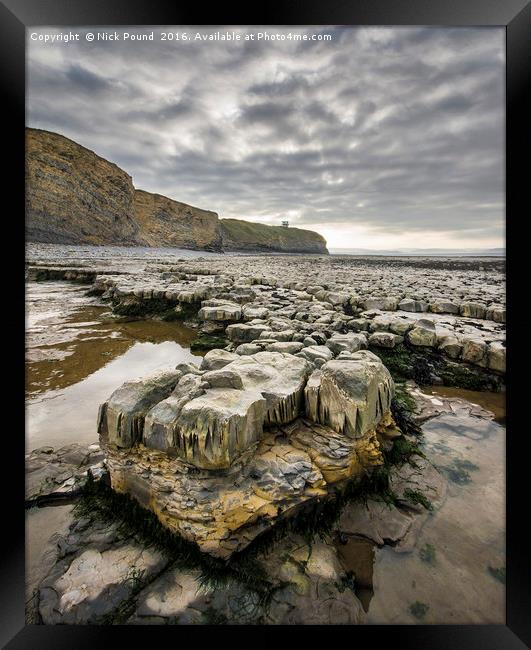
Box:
[366, 406, 505, 624]
[26, 282, 202, 450]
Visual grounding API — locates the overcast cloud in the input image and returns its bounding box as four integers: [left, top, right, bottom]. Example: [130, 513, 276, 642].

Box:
[27, 27, 505, 249]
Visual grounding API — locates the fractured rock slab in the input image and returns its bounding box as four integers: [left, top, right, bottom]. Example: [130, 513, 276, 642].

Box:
[304, 352, 394, 438]
[98, 370, 182, 448]
[100, 352, 313, 469]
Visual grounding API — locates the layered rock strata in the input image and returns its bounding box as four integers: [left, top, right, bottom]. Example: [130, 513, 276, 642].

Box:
[98, 352, 395, 557]
[133, 189, 222, 252]
[26, 129, 328, 253]
[26, 128, 139, 245]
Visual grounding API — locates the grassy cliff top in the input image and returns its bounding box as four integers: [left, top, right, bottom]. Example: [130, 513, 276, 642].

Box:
[221, 218, 328, 254]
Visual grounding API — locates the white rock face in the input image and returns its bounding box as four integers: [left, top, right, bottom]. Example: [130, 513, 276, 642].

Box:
[407, 319, 437, 347]
[304, 352, 394, 438]
[198, 303, 242, 322]
[138, 352, 313, 468]
[368, 332, 404, 348]
[326, 332, 368, 355]
[97, 370, 182, 448]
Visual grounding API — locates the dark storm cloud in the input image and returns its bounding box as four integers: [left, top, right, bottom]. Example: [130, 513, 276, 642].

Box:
[27, 26, 504, 246]
[64, 64, 113, 92]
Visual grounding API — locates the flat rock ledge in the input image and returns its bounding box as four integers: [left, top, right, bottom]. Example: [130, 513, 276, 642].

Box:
[26, 443, 105, 505]
[98, 351, 397, 558]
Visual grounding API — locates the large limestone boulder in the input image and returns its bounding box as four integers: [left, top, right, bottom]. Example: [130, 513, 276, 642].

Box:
[140, 352, 312, 468]
[198, 303, 242, 322]
[461, 336, 487, 365]
[487, 341, 506, 372]
[243, 306, 270, 321]
[407, 318, 437, 347]
[226, 323, 272, 344]
[98, 352, 398, 558]
[368, 332, 403, 348]
[97, 371, 182, 448]
[438, 334, 463, 360]
[265, 341, 304, 354]
[326, 332, 367, 355]
[361, 297, 398, 311]
[297, 345, 334, 367]
[398, 299, 428, 313]
[304, 352, 394, 438]
[486, 304, 506, 323]
[459, 302, 486, 319]
[429, 300, 459, 314]
[199, 348, 239, 371]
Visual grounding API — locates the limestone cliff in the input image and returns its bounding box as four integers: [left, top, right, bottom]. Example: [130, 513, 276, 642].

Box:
[133, 189, 222, 252]
[25, 128, 222, 251]
[26, 128, 328, 254]
[221, 218, 329, 254]
[26, 128, 139, 245]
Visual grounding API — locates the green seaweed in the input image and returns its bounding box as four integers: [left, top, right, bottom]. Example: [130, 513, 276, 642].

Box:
[403, 488, 433, 511]
[394, 383, 417, 413]
[419, 543, 437, 564]
[409, 600, 429, 620]
[111, 296, 199, 322]
[385, 436, 425, 467]
[371, 343, 504, 392]
[487, 565, 506, 584]
[191, 335, 229, 351]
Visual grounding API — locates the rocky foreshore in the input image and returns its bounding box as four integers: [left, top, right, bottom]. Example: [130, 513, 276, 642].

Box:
[25, 246, 505, 624]
[26, 383, 455, 625]
[26, 247, 506, 381]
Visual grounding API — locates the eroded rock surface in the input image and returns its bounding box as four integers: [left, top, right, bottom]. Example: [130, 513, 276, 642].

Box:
[26, 443, 105, 504]
[98, 353, 396, 557]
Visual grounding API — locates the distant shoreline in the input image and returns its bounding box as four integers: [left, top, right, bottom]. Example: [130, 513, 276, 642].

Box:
[329, 249, 505, 258]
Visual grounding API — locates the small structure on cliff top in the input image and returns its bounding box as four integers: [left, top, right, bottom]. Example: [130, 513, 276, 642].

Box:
[98, 349, 397, 558]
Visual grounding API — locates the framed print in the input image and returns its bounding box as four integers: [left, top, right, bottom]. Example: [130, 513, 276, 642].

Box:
[1, 0, 529, 646]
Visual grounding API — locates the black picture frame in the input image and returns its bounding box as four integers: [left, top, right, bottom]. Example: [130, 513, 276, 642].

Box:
[4, 0, 529, 646]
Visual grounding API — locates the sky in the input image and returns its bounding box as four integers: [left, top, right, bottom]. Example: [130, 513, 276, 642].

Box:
[27, 26, 505, 250]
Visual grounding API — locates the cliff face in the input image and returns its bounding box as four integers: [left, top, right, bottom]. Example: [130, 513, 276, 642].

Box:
[25, 128, 222, 251]
[26, 128, 328, 254]
[221, 218, 329, 254]
[26, 128, 139, 245]
[133, 190, 222, 252]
